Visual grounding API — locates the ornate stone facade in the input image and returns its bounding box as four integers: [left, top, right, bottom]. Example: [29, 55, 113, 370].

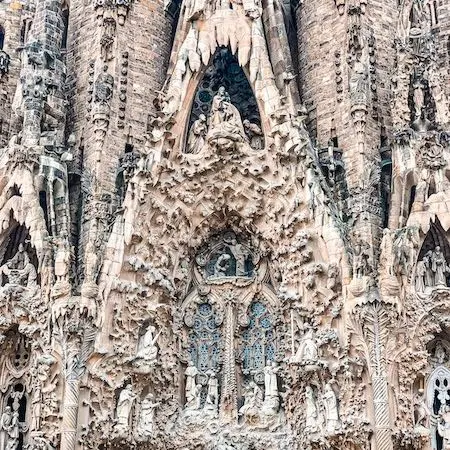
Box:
[0, 0, 449, 449]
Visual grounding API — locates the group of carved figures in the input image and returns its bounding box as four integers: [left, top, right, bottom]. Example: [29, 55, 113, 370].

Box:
[115, 384, 160, 439]
[0, 392, 23, 450]
[183, 359, 281, 421]
[0, 244, 37, 290]
[185, 86, 263, 154]
[415, 246, 450, 292]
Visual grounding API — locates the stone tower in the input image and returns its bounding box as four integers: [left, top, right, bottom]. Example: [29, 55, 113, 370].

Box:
[0, 0, 449, 449]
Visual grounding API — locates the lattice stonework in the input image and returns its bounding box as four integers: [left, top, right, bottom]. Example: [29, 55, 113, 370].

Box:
[188, 303, 221, 373]
[242, 301, 275, 374]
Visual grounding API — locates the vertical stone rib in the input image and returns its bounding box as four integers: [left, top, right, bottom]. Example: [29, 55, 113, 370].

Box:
[220, 301, 237, 423]
[61, 379, 80, 450]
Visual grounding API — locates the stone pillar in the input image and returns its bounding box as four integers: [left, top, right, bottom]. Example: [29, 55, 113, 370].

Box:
[61, 378, 80, 450]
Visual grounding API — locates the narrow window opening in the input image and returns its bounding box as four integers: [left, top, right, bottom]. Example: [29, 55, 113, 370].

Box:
[0, 25, 5, 50]
[61, 8, 69, 50]
[39, 190, 51, 235]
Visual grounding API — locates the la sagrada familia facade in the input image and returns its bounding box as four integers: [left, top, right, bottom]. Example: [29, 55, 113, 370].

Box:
[0, 0, 449, 448]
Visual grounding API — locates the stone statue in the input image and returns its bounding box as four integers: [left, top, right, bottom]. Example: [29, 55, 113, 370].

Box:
[0, 244, 37, 289]
[423, 250, 434, 287]
[185, 361, 199, 407]
[305, 386, 319, 432]
[413, 390, 429, 428]
[213, 254, 231, 277]
[239, 381, 263, 423]
[136, 393, 160, 438]
[115, 384, 136, 435]
[243, 119, 264, 150]
[380, 229, 395, 276]
[322, 383, 340, 434]
[434, 341, 447, 364]
[262, 361, 280, 415]
[438, 405, 450, 448]
[0, 407, 13, 450]
[415, 258, 426, 292]
[203, 370, 219, 417]
[226, 236, 250, 277]
[208, 86, 247, 144]
[291, 327, 319, 364]
[431, 246, 448, 287]
[186, 383, 202, 411]
[135, 324, 161, 363]
[186, 114, 207, 154]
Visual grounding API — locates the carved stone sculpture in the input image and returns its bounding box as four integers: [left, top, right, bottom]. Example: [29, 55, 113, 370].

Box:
[322, 383, 340, 434]
[186, 114, 207, 154]
[136, 393, 160, 439]
[0, 244, 37, 290]
[262, 361, 280, 415]
[133, 324, 160, 372]
[184, 361, 199, 408]
[114, 384, 136, 436]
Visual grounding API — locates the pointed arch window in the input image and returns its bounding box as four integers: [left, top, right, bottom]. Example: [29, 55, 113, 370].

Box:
[188, 302, 221, 373]
[184, 47, 264, 154]
[241, 300, 275, 374]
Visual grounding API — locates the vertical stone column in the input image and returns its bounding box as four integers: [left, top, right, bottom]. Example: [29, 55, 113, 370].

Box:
[61, 378, 80, 450]
[220, 298, 238, 423]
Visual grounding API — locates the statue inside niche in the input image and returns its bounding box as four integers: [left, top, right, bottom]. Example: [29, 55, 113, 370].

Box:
[415, 247, 450, 292]
[243, 119, 264, 150]
[114, 384, 136, 436]
[322, 383, 341, 434]
[184, 361, 199, 408]
[239, 381, 263, 423]
[413, 390, 429, 430]
[213, 254, 231, 277]
[186, 114, 207, 154]
[0, 243, 37, 290]
[261, 361, 280, 416]
[203, 370, 219, 417]
[305, 386, 320, 432]
[207, 86, 247, 148]
[136, 393, 160, 438]
[438, 405, 450, 448]
[133, 324, 161, 370]
[291, 326, 321, 368]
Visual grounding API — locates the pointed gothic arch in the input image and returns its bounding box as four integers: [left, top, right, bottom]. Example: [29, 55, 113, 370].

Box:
[183, 47, 265, 154]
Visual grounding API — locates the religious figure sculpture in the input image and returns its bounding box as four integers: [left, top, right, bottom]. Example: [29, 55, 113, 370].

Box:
[114, 384, 136, 436]
[184, 361, 199, 407]
[413, 390, 429, 430]
[431, 246, 448, 287]
[305, 386, 319, 432]
[380, 229, 395, 276]
[322, 383, 340, 434]
[6, 412, 19, 450]
[203, 370, 219, 417]
[262, 361, 280, 416]
[243, 119, 264, 150]
[291, 326, 321, 370]
[0, 244, 37, 290]
[0, 407, 13, 450]
[226, 235, 250, 277]
[239, 381, 263, 424]
[213, 254, 231, 277]
[136, 393, 160, 438]
[133, 324, 161, 372]
[186, 114, 207, 154]
[438, 405, 450, 449]
[207, 86, 247, 149]
[185, 384, 202, 411]
[415, 258, 427, 292]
